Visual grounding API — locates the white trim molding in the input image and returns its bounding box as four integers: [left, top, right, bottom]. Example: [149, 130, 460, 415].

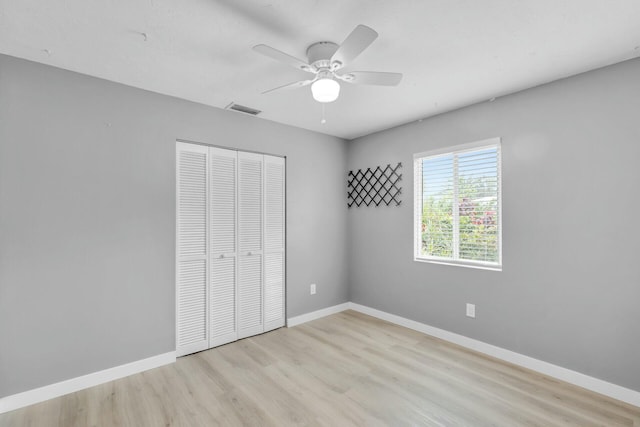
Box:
[287, 302, 350, 327]
[0, 351, 176, 414]
[349, 303, 640, 408]
[3, 302, 639, 414]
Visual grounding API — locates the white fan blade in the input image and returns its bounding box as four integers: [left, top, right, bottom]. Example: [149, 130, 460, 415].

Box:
[262, 79, 315, 94]
[330, 25, 378, 70]
[337, 71, 402, 86]
[253, 44, 315, 73]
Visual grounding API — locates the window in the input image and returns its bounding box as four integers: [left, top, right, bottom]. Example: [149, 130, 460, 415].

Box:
[414, 138, 502, 270]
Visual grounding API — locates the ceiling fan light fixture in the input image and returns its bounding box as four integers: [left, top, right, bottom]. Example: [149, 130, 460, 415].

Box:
[311, 78, 340, 103]
[254, 25, 402, 104]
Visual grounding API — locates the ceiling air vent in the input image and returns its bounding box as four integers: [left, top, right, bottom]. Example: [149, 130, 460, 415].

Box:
[226, 103, 262, 116]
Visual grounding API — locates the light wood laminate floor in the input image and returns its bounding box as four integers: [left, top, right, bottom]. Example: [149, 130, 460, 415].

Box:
[2, 310, 639, 426]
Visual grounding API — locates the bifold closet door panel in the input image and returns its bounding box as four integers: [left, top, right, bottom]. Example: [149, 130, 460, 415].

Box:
[264, 155, 285, 332]
[177, 143, 285, 355]
[176, 142, 209, 357]
[238, 254, 263, 338]
[209, 147, 238, 347]
[237, 152, 264, 338]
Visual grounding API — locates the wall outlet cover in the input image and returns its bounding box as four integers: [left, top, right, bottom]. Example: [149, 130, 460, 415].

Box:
[310, 283, 317, 295]
[466, 303, 476, 318]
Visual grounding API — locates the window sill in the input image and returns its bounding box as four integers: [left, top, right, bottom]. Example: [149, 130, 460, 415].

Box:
[414, 257, 502, 272]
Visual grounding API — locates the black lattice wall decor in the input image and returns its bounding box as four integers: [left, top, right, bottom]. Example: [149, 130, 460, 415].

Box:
[347, 163, 402, 207]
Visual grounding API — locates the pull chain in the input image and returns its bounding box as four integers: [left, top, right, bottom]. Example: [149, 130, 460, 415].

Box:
[321, 103, 327, 124]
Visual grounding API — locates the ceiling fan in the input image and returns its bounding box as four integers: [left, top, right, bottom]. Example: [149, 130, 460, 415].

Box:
[253, 24, 402, 103]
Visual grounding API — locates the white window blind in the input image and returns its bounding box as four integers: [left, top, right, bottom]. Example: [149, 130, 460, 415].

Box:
[414, 138, 502, 270]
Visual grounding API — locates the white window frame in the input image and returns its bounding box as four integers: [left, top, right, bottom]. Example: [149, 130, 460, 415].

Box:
[413, 137, 502, 271]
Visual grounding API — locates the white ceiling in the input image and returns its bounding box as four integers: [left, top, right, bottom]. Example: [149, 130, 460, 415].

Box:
[2, 0, 640, 140]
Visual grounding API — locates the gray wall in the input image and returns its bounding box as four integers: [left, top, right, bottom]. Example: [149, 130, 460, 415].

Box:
[347, 58, 640, 391]
[2, 52, 639, 399]
[0, 54, 349, 397]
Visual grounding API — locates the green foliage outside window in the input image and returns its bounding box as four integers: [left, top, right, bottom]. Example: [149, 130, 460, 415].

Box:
[421, 175, 498, 263]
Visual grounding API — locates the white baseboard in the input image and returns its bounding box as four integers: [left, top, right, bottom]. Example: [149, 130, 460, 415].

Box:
[349, 302, 640, 408]
[3, 303, 638, 414]
[0, 351, 176, 414]
[287, 302, 350, 327]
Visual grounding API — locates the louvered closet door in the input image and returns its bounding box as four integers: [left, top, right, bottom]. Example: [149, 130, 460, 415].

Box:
[176, 142, 209, 357]
[209, 147, 238, 347]
[237, 151, 264, 339]
[263, 155, 286, 332]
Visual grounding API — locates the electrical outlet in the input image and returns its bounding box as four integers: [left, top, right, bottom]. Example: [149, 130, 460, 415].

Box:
[310, 283, 316, 295]
[466, 303, 476, 318]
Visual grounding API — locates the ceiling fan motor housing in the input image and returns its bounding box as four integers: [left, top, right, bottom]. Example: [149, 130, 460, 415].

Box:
[306, 41, 339, 71]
